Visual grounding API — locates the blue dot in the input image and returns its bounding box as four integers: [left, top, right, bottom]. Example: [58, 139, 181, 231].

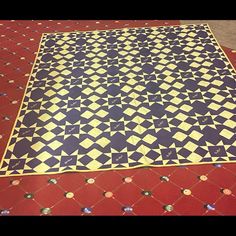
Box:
[123, 206, 133, 213]
[213, 164, 222, 168]
[0, 209, 10, 215]
[206, 204, 215, 211]
[82, 207, 92, 214]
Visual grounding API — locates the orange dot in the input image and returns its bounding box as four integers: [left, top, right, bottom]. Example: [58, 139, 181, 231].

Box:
[124, 177, 132, 183]
[11, 100, 18, 104]
[199, 175, 207, 181]
[182, 189, 191, 196]
[104, 191, 113, 198]
[222, 189, 232, 195]
[11, 180, 20, 186]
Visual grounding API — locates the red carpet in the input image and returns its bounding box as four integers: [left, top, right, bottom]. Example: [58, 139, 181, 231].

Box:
[0, 20, 235, 215]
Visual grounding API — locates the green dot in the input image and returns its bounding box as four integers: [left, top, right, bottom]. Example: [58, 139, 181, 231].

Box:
[142, 190, 152, 196]
[41, 208, 51, 215]
[164, 205, 173, 212]
[24, 193, 34, 199]
[160, 176, 169, 182]
[48, 178, 57, 184]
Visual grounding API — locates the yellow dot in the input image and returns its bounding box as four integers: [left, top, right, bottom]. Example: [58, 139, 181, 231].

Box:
[199, 175, 208, 181]
[86, 178, 95, 184]
[11, 100, 18, 104]
[65, 192, 74, 199]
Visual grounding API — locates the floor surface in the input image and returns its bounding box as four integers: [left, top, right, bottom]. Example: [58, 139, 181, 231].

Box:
[181, 20, 236, 49]
[0, 20, 236, 216]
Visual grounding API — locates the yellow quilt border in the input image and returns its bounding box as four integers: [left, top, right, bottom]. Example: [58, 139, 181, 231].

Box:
[0, 23, 235, 178]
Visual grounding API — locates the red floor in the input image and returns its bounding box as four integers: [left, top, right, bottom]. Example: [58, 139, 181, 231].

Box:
[0, 20, 236, 216]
